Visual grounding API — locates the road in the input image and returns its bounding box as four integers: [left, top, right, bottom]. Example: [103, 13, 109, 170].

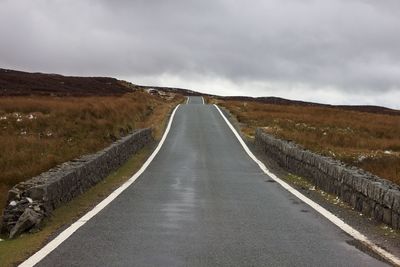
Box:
[36, 96, 386, 266]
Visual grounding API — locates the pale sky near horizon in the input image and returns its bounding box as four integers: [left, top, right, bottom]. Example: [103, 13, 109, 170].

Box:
[1, 0, 400, 108]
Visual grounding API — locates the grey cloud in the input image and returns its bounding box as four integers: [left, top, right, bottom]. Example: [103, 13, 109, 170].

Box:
[1, 0, 400, 107]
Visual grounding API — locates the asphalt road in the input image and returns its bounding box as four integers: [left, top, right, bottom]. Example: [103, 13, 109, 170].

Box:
[37, 96, 386, 266]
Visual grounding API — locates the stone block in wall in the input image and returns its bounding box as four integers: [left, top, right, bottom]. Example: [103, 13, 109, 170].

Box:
[383, 207, 392, 225]
[393, 194, 400, 215]
[392, 212, 400, 229]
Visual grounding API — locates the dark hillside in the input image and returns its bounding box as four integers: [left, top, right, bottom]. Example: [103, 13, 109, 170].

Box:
[0, 69, 132, 96]
[216, 96, 400, 116]
[1, 68, 397, 115]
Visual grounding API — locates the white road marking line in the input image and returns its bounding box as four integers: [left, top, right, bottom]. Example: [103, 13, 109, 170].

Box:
[186, 97, 189, 104]
[214, 104, 400, 266]
[201, 96, 205, 105]
[19, 105, 181, 267]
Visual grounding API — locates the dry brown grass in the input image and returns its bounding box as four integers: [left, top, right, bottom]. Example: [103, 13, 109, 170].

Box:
[209, 98, 400, 185]
[0, 91, 183, 211]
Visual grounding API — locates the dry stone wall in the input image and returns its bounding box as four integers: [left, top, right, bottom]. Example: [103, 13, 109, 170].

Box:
[1, 128, 153, 238]
[255, 128, 400, 229]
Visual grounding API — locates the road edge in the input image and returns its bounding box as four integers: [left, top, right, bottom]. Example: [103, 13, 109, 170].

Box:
[214, 104, 400, 266]
[18, 104, 181, 267]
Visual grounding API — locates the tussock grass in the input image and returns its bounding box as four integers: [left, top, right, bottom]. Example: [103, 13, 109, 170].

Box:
[0, 91, 183, 211]
[210, 98, 400, 185]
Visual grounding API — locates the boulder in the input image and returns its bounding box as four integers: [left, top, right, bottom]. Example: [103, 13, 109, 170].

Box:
[9, 208, 44, 239]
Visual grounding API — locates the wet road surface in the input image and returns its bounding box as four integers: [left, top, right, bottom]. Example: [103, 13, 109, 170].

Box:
[37, 96, 386, 266]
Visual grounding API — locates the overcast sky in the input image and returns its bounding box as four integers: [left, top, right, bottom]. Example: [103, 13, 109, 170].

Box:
[1, 0, 400, 108]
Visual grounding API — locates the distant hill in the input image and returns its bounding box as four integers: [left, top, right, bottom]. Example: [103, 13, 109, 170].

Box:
[135, 87, 399, 115]
[1, 68, 397, 115]
[214, 96, 400, 116]
[0, 68, 132, 96]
